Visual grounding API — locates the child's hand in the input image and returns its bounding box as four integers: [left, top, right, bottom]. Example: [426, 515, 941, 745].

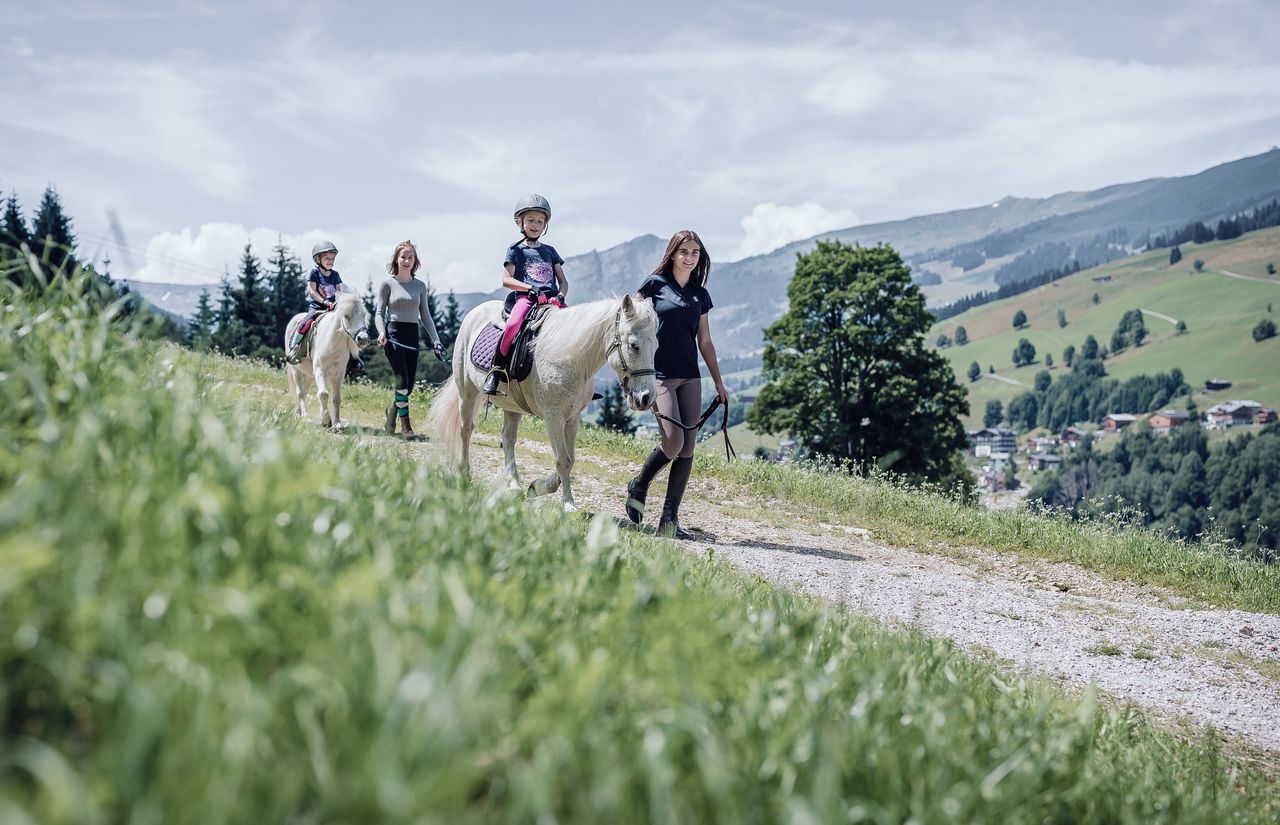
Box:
[377, 334, 387, 346]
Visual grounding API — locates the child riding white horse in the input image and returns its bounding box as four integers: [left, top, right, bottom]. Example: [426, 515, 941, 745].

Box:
[284, 292, 372, 430]
[427, 294, 658, 511]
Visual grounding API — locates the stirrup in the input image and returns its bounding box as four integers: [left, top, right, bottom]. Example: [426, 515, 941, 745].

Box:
[482, 366, 508, 395]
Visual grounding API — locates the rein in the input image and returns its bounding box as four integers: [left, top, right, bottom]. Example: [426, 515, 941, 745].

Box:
[386, 336, 449, 361]
[652, 397, 737, 462]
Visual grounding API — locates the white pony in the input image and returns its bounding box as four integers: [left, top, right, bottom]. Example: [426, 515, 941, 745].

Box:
[426, 295, 658, 511]
[284, 293, 372, 430]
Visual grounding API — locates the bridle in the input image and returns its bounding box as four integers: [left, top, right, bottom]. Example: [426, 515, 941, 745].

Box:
[606, 305, 656, 392]
[335, 301, 369, 346]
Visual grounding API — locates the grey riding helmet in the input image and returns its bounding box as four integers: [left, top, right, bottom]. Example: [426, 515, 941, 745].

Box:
[513, 194, 551, 222]
[311, 240, 339, 260]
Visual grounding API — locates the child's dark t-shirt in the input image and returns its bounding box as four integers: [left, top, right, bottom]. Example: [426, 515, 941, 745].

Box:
[308, 267, 344, 310]
[504, 242, 564, 291]
[636, 273, 713, 380]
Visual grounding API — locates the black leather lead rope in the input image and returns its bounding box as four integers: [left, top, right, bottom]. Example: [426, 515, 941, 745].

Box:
[652, 397, 737, 461]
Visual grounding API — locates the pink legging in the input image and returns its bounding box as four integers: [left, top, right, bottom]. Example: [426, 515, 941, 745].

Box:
[499, 292, 564, 356]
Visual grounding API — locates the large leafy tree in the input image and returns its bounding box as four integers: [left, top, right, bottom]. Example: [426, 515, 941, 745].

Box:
[748, 240, 970, 487]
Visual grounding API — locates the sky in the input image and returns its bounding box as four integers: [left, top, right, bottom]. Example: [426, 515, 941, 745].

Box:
[2, 0, 1279, 293]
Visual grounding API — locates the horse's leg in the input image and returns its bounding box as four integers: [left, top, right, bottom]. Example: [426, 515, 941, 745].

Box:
[332, 378, 345, 431]
[559, 414, 581, 510]
[529, 412, 568, 505]
[287, 366, 304, 418]
[458, 379, 478, 477]
[501, 410, 522, 490]
[315, 367, 332, 428]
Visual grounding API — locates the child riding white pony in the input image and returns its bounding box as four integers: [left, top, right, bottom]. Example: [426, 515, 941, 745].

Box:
[426, 294, 658, 511]
[284, 292, 372, 430]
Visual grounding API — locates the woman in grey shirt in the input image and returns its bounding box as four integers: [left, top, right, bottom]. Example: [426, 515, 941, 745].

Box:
[375, 240, 445, 439]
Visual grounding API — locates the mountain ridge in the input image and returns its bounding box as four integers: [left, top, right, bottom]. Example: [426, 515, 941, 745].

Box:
[128, 149, 1280, 358]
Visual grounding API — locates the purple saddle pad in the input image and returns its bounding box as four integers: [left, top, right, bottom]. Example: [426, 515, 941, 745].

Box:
[470, 323, 503, 370]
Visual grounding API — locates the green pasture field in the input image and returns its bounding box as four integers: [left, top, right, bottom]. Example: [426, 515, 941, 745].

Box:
[4, 273, 1280, 822]
[932, 227, 1280, 429]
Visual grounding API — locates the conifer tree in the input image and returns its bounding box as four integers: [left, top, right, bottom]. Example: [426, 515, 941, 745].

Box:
[441, 291, 462, 349]
[1, 191, 30, 254]
[266, 239, 306, 328]
[30, 185, 77, 275]
[187, 289, 216, 351]
[954, 325, 968, 346]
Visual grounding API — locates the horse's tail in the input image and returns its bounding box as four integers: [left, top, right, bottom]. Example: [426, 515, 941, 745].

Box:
[425, 376, 465, 466]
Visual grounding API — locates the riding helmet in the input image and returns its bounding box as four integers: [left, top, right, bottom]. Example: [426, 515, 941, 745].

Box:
[311, 240, 339, 258]
[513, 194, 552, 221]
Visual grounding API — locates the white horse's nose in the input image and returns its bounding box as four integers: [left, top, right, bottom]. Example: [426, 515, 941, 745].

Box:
[631, 389, 652, 410]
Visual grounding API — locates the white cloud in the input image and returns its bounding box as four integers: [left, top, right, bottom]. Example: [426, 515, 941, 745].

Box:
[733, 202, 861, 260]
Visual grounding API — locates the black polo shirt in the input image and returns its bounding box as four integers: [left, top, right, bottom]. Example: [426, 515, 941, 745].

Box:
[637, 272, 713, 379]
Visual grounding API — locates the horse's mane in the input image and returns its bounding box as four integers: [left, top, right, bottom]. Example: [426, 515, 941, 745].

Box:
[537, 296, 656, 364]
[335, 292, 362, 309]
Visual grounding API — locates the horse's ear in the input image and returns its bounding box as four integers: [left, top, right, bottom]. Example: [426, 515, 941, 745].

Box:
[621, 293, 635, 315]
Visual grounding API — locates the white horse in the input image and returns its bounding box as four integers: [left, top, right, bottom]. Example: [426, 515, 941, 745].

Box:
[284, 293, 372, 430]
[426, 294, 658, 511]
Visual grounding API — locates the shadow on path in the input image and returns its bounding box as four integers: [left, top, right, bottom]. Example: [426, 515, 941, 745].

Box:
[728, 539, 865, 563]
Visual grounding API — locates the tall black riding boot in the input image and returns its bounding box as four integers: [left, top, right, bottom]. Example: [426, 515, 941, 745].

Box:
[657, 456, 694, 539]
[625, 447, 672, 524]
[482, 351, 509, 396]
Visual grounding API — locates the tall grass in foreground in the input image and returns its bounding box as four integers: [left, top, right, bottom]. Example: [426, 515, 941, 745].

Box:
[2, 275, 1277, 822]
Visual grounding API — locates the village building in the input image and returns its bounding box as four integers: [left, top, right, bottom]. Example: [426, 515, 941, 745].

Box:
[1024, 435, 1060, 454]
[1205, 400, 1276, 430]
[969, 427, 1017, 456]
[1027, 452, 1063, 472]
[1204, 378, 1233, 392]
[1146, 410, 1191, 434]
[1102, 413, 1137, 433]
[1060, 426, 1093, 449]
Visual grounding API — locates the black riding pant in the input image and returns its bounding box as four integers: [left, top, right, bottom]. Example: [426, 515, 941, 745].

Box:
[384, 322, 420, 391]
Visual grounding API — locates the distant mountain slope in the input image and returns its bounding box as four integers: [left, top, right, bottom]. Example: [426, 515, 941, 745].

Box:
[930, 226, 1280, 429]
[127, 150, 1280, 361]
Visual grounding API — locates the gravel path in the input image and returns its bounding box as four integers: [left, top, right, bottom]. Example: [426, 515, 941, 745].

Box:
[402, 427, 1280, 754]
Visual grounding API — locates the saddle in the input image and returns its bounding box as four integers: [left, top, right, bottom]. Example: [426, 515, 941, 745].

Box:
[469, 301, 552, 382]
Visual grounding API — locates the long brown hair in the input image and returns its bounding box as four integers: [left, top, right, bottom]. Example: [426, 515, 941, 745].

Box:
[652, 229, 710, 287]
[386, 240, 421, 277]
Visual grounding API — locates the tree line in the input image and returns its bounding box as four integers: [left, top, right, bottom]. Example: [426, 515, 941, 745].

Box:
[1, 185, 179, 338]
[932, 259, 1083, 323]
[1028, 421, 1280, 561]
[998, 357, 1190, 433]
[185, 241, 464, 387]
[1146, 199, 1280, 250]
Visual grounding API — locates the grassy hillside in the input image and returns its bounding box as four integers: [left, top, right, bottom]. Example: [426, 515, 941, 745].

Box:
[932, 226, 1280, 429]
[6, 270, 1280, 820]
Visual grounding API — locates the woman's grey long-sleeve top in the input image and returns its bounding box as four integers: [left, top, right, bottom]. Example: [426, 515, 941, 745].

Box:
[374, 276, 441, 344]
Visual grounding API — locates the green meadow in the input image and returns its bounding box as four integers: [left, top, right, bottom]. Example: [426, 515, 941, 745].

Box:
[932, 227, 1280, 429]
[4, 271, 1280, 822]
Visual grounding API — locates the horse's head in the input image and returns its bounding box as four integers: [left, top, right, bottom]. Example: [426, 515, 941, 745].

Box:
[336, 293, 371, 348]
[608, 293, 659, 410]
